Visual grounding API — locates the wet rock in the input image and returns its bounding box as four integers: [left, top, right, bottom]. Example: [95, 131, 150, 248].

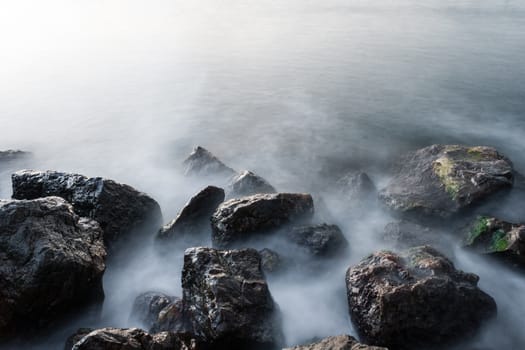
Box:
[182, 247, 282, 348]
[11, 170, 162, 247]
[259, 248, 283, 274]
[379, 145, 514, 218]
[151, 298, 188, 334]
[463, 216, 525, 268]
[346, 246, 497, 349]
[0, 197, 106, 338]
[286, 224, 348, 258]
[157, 186, 225, 244]
[130, 292, 177, 331]
[382, 220, 448, 252]
[211, 193, 314, 248]
[336, 171, 377, 203]
[183, 146, 236, 178]
[0, 150, 31, 163]
[283, 334, 388, 350]
[65, 328, 94, 350]
[228, 170, 276, 197]
[70, 328, 200, 350]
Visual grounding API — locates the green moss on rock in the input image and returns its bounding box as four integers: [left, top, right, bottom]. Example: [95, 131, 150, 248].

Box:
[466, 216, 491, 245]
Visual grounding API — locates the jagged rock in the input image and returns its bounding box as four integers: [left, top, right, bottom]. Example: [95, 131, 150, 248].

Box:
[286, 224, 348, 258]
[130, 292, 177, 331]
[382, 221, 447, 251]
[11, 170, 162, 247]
[70, 328, 200, 350]
[182, 247, 282, 348]
[228, 170, 276, 197]
[346, 246, 496, 349]
[379, 145, 514, 218]
[0, 150, 31, 163]
[183, 146, 236, 178]
[0, 197, 106, 338]
[65, 328, 94, 350]
[211, 193, 314, 248]
[151, 298, 187, 334]
[259, 248, 283, 274]
[336, 171, 376, 203]
[157, 186, 224, 244]
[283, 334, 388, 350]
[463, 216, 525, 268]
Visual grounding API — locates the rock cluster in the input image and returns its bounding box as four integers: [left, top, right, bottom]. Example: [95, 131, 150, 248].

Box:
[284, 335, 388, 350]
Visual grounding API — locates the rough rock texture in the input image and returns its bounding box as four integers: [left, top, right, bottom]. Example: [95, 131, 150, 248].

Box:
[151, 298, 187, 334]
[71, 328, 200, 350]
[336, 171, 377, 203]
[346, 246, 497, 349]
[284, 335, 388, 350]
[0, 197, 106, 338]
[379, 145, 514, 218]
[130, 292, 177, 331]
[157, 186, 225, 243]
[382, 221, 447, 251]
[286, 224, 348, 258]
[228, 170, 276, 197]
[463, 216, 525, 268]
[183, 146, 236, 178]
[182, 247, 282, 348]
[65, 328, 95, 350]
[211, 193, 314, 248]
[11, 170, 162, 247]
[259, 248, 283, 274]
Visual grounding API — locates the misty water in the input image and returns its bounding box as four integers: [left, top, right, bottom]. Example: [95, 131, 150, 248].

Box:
[1, 0, 525, 349]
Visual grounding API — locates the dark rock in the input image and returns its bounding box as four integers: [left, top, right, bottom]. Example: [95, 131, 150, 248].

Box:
[259, 248, 283, 274]
[11, 170, 163, 247]
[211, 193, 314, 248]
[0, 150, 31, 163]
[157, 186, 224, 244]
[336, 171, 376, 203]
[379, 145, 514, 218]
[70, 328, 200, 350]
[182, 247, 282, 348]
[463, 216, 525, 268]
[130, 292, 176, 331]
[283, 334, 388, 350]
[228, 170, 276, 197]
[382, 220, 448, 252]
[286, 224, 348, 258]
[346, 246, 497, 349]
[0, 197, 106, 338]
[151, 298, 188, 334]
[64, 328, 94, 350]
[183, 146, 236, 178]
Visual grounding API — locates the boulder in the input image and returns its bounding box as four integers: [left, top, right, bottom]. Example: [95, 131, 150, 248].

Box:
[11, 170, 162, 247]
[286, 224, 348, 258]
[65, 328, 95, 350]
[336, 171, 376, 203]
[151, 298, 187, 334]
[182, 247, 282, 348]
[283, 335, 388, 350]
[463, 216, 525, 268]
[0, 197, 106, 338]
[70, 328, 199, 350]
[211, 193, 314, 248]
[157, 186, 224, 244]
[379, 145, 514, 218]
[130, 292, 177, 331]
[183, 146, 236, 178]
[228, 170, 276, 197]
[345, 246, 496, 349]
[259, 248, 283, 274]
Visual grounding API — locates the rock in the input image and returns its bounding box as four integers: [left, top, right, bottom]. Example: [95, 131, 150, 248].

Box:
[463, 216, 525, 268]
[336, 171, 376, 203]
[157, 186, 224, 244]
[379, 145, 514, 218]
[0, 197, 106, 338]
[228, 170, 276, 197]
[0, 150, 31, 163]
[151, 298, 187, 334]
[382, 220, 448, 251]
[130, 292, 177, 331]
[286, 224, 348, 258]
[345, 246, 496, 349]
[259, 248, 283, 274]
[211, 193, 314, 248]
[70, 328, 200, 350]
[182, 247, 282, 348]
[11, 170, 163, 247]
[64, 328, 94, 350]
[183, 146, 236, 178]
[283, 334, 388, 350]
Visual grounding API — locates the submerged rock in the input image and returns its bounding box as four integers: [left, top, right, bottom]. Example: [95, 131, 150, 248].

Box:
[382, 220, 448, 251]
[130, 292, 177, 331]
[463, 216, 525, 268]
[182, 247, 282, 348]
[228, 170, 276, 197]
[183, 146, 236, 178]
[70, 328, 200, 350]
[346, 246, 496, 349]
[0, 150, 31, 163]
[336, 171, 376, 203]
[12, 170, 162, 247]
[0, 197, 106, 338]
[379, 145, 514, 218]
[286, 224, 348, 258]
[157, 186, 225, 244]
[284, 334, 388, 350]
[259, 248, 283, 274]
[211, 193, 314, 248]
